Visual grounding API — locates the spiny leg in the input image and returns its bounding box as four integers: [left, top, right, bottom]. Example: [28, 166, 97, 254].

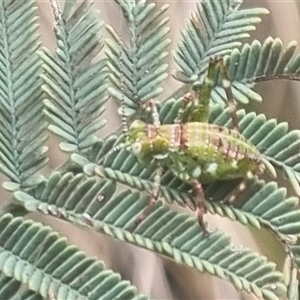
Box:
[175, 91, 196, 124]
[134, 166, 163, 229]
[192, 179, 208, 235]
[142, 99, 161, 128]
[132, 100, 163, 231]
[152, 166, 163, 200]
[182, 58, 218, 123]
[227, 171, 254, 204]
[179, 57, 239, 133]
[217, 57, 240, 132]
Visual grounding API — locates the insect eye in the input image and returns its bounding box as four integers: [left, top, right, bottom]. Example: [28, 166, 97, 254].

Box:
[131, 141, 142, 156]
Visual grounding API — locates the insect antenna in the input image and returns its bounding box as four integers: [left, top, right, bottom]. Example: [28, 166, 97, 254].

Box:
[120, 95, 129, 136]
[99, 10, 129, 164]
[99, 142, 127, 164]
[118, 9, 129, 139]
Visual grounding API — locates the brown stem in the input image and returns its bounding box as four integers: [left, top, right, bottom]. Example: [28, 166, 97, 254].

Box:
[255, 74, 300, 83]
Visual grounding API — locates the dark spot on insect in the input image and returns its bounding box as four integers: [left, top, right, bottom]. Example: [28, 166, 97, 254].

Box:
[218, 138, 224, 147]
[184, 92, 195, 103]
[249, 155, 260, 163]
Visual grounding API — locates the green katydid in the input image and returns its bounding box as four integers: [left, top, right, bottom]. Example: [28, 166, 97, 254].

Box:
[101, 57, 276, 233]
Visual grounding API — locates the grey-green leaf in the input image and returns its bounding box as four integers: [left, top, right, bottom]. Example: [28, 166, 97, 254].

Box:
[39, 0, 109, 154]
[0, 0, 48, 188]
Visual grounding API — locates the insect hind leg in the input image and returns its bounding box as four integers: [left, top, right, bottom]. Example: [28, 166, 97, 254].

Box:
[192, 179, 208, 235]
[216, 57, 240, 132]
[133, 166, 163, 230]
[142, 99, 161, 128]
[175, 91, 197, 123]
[183, 58, 218, 123]
[183, 57, 239, 132]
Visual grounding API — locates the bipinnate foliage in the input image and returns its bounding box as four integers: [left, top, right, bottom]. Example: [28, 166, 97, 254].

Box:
[106, 0, 171, 114]
[38, 0, 109, 153]
[173, 0, 269, 82]
[0, 0, 47, 191]
[0, 214, 147, 300]
[0, 0, 300, 299]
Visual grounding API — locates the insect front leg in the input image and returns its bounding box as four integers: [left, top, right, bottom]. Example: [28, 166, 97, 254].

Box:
[182, 57, 240, 132]
[192, 179, 208, 235]
[141, 99, 161, 128]
[139, 99, 163, 202]
[175, 91, 197, 124]
[170, 162, 209, 234]
[217, 57, 240, 132]
[134, 166, 163, 229]
[178, 58, 218, 124]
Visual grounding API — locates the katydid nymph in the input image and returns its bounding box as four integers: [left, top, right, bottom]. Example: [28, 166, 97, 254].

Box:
[102, 57, 277, 234]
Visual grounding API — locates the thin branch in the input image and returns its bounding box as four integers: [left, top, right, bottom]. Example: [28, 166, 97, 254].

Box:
[255, 74, 300, 83]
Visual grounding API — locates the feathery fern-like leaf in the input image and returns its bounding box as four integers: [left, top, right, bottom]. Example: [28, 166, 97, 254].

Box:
[0, 0, 47, 191]
[39, 0, 109, 153]
[73, 142, 300, 240]
[211, 38, 300, 104]
[106, 0, 171, 114]
[161, 99, 300, 197]
[0, 273, 46, 300]
[0, 272, 43, 300]
[14, 174, 287, 300]
[173, 0, 268, 83]
[0, 214, 148, 300]
[1, 0, 297, 299]
[206, 180, 300, 237]
[70, 98, 300, 238]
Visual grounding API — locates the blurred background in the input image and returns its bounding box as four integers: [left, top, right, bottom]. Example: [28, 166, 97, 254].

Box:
[2, 0, 300, 299]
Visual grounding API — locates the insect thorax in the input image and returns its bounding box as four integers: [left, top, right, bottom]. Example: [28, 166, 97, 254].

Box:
[127, 120, 176, 162]
[128, 120, 264, 183]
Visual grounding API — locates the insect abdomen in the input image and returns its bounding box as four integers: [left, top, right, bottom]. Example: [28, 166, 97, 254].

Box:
[181, 123, 259, 159]
[175, 122, 263, 182]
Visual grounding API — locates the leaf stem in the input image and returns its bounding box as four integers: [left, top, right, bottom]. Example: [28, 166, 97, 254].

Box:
[255, 74, 300, 83]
